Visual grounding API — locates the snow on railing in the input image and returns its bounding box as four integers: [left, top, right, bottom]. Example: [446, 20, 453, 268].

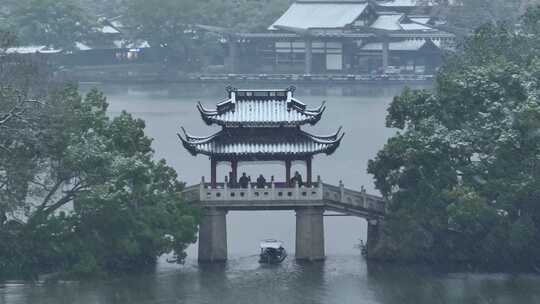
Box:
[322, 181, 385, 213]
[198, 175, 323, 202]
[182, 176, 386, 214]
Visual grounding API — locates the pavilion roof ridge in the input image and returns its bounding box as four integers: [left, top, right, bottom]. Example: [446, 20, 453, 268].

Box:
[196, 87, 325, 127]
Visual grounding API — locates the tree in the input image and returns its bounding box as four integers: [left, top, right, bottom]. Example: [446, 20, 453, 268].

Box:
[0, 30, 51, 92]
[424, 0, 525, 32]
[367, 6, 540, 267]
[8, 0, 91, 50]
[200, 0, 292, 32]
[122, 0, 292, 69]
[122, 0, 203, 70]
[0, 85, 198, 276]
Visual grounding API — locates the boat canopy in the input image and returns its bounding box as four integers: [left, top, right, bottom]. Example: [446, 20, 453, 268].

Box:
[260, 240, 283, 249]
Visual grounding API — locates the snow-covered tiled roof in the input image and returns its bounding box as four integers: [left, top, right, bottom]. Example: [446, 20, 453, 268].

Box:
[409, 17, 432, 24]
[269, 2, 368, 30]
[198, 89, 326, 127]
[370, 13, 404, 30]
[75, 42, 92, 51]
[110, 20, 124, 29]
[400, 22, 433, 30]
[375, 0, 432, 7]
[101, 25, 120, 34]
[360, 39, 440, 51]
[180, 87, 343, 160]
[178, 127, 344, 159]
[5, 46, 62, 54]
[370, 13, 435, 31]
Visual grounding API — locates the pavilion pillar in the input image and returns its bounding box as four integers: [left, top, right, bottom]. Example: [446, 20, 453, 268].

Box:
[285, 159, 292, 185]
[198, 208, 228, 263]
[228, 35, 237, 73]
[306, 157, 312, 186]
[211, 159, 217, 188]
[382, 38, 389, 73]
[295, 207, 325, 261]
[231, 160, 238, 185]
[305, 38, 312, 75]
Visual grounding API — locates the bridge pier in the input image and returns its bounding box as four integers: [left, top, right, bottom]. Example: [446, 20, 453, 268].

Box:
[198, 208, 228, 263]
[366, 219, 380, 256]
[295, 207, 325, 261]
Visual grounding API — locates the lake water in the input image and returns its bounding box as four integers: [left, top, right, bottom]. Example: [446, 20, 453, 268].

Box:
[2, 82, 540, 304]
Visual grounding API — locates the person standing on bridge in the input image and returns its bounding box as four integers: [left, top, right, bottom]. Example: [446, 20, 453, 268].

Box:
[256, 174, 266, 188]
[291, 171, 303, 187]
[239, 172, 250, 188]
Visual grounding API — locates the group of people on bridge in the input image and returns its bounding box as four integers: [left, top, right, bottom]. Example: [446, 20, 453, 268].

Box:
[229, 171, 306, 189]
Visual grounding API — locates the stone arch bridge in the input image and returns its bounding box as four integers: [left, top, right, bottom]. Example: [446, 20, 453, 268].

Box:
[182, 177, 385, 262]
[178, 87, 386, 262]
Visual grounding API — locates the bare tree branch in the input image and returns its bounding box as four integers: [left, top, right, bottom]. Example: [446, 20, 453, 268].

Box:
[28, 178, 51, 191]
[0, 97, 41, 126]
[37, 179, 65, 212]
[39, 180, 88, 218]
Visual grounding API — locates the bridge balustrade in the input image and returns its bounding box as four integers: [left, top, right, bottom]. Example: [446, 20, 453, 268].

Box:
[198, 181, 323, 202]
[322, 182, 385, 214]
[181, 177, 386, 217]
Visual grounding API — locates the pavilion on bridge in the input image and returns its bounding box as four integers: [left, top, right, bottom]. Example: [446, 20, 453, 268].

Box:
[178, 87, 389, 263]
[178, 86, 344, 188]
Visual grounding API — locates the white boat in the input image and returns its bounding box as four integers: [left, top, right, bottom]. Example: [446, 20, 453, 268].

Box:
[259, 239, 287, 264]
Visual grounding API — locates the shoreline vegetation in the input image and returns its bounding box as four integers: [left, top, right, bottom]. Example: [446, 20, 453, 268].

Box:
[0, 67, 199, 279]
[1, 2, 540, 280]
[367, 7, 540, 270]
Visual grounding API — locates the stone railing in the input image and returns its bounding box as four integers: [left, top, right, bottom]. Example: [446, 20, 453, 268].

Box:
[181, 176, 386, 217]
[322, 181, 385, 214]
[197, 176, 323, 202]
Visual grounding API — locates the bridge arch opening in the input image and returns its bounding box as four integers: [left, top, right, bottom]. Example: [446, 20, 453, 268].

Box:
[193, 209, 368, 260]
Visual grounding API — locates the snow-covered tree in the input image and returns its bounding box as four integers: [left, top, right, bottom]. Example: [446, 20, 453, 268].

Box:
[0, 86, 198, 276]
[368, 6, 540, 267]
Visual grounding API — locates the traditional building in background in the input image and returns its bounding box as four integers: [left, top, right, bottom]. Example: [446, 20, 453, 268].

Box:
[213, 0, 455, 75]
[178, 86, 343, 188]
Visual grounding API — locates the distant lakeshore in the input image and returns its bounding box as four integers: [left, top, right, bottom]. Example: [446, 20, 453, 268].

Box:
[55, 63, 436, 85]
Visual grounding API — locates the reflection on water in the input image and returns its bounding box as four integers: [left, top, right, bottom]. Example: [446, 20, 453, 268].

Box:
[366, 263, 540, 304]
[3, 255, 540, 304]
[3, 83, 540, 303]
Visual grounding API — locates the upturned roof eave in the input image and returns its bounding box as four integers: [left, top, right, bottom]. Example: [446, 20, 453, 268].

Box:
[176, 132, 199, 156]
[177, 128, 344, 158]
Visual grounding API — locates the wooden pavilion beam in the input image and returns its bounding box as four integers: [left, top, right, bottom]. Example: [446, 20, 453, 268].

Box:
[211, 159, 217, 188]
[231, 160, 238, 184]
[306, 157, 312, 186]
